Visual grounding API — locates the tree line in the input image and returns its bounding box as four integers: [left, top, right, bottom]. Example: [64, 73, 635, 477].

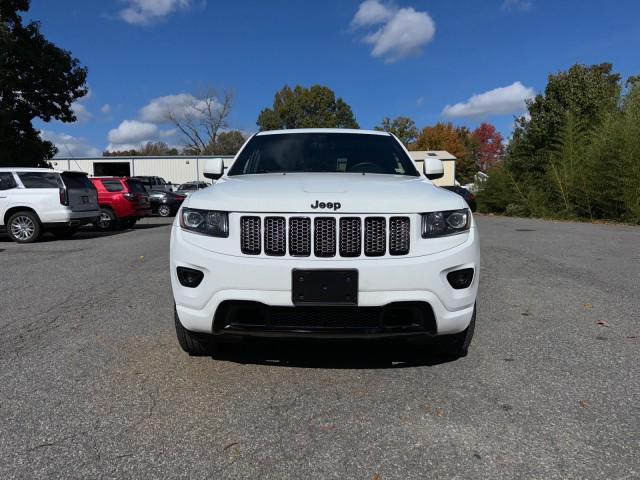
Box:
[477, 63, 640, 224]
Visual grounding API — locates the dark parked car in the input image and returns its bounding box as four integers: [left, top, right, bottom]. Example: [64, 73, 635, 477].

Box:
[175, 181, 210, 196]
[443, 185, 476, 212]
[148, 190, 186, 217]
[131, 176, 174, 193]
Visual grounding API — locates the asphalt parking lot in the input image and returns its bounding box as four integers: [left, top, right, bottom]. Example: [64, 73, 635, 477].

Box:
[0, 215, 638, 479]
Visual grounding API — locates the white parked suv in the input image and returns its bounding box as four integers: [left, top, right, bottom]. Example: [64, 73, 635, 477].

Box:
[0, 168, 99, 243]
[170, 129, 480, 357]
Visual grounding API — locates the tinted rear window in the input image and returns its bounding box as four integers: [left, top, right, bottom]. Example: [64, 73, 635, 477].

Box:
[228, 133, 419, 176]
[101, 180, 124, 192]
[18, 172, 61, 188]
[0, 172, 17, 190]
[61, 172, 93, 189]
[126, 180, 146, 193]
[178, 184, 197, 191]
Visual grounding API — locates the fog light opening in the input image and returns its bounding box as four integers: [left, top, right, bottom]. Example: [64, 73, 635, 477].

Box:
[447, 268, 474, 290]
[177, 266, 204, 288]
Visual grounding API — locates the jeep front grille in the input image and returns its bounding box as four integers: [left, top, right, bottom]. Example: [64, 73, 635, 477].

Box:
[240, 215, 410, 257]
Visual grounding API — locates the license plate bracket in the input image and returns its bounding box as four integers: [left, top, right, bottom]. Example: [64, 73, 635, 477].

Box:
[292, 269, 358, 306]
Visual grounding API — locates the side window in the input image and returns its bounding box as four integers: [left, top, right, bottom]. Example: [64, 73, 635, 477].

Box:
[101, 180, 125, 192]
[0, 172, 18, 191]
[17, 172, 61, 188]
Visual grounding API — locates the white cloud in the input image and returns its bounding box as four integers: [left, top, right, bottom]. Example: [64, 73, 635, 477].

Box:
[119, 0, 191, 25]
[107, 120, 159, 150]
[100, 104, 112, 114]
[501, 0, 533, 12]
[71, 102, 92, 123]
[68, 87, 93, 123]
[351, 0, 394, 28]
[441, 81, 535, 119]
[351, 1, 435, 62]
[40, 130, 100, 158]
[160, 128, 177, 137]
[139, 93, 217, 123]
[416, 96, 425, 106]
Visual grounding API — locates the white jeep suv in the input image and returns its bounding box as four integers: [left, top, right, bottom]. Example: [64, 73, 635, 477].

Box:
[170, 129, 480, 357]
[0, 168, 99, 243]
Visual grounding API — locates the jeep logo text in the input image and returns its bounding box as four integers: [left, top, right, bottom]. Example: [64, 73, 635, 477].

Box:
[310, 200, 341, 211]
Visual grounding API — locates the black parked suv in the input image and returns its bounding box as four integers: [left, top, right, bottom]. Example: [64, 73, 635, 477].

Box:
[131, 176, 173, 192]
[442, 185, 476, 212]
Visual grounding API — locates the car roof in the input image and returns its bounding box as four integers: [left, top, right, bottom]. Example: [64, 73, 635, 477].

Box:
[255, 128, 390, 136]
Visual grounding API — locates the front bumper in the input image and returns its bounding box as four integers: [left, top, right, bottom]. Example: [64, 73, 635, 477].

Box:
[171, 224, 480, 337]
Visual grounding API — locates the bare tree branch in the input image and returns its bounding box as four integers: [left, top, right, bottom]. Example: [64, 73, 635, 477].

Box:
[164, 87, 234, 155]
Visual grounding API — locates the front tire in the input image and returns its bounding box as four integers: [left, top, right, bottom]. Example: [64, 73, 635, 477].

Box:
[174, 308, 217, 356]
[158, 204, 172, 217]
[7, 211, 41, 243]
[438, 304, 476, 358]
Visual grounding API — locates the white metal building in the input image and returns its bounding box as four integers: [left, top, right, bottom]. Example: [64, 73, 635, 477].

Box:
[53, 150, 456, 186]
[51, 156, 235, 186]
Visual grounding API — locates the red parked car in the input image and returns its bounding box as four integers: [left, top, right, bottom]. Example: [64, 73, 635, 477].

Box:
[90, 177, 151, 230]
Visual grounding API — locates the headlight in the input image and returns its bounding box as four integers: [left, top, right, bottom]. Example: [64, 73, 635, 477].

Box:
[180, 208, 229, 237]
[422, 209, 470, 238]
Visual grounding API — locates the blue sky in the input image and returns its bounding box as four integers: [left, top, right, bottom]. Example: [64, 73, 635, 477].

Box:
[26, 0, 640, 157]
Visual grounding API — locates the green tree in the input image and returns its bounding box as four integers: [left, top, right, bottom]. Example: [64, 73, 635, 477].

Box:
[374, 116, 417, 146]
[545, 113, 592, 217]
[478, 63, 640, 224]
[209, 130, 246, 155]
[257, 85, 359, 130]
[455, 126, 479, 185]
[508, 63, 620, 181]
[0, 0, 88, 166]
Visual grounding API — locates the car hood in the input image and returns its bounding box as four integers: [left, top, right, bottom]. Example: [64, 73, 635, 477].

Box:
[185, 173, 466, 214]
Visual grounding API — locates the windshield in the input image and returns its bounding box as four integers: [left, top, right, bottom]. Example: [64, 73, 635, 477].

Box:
[228, 133, 419, 176]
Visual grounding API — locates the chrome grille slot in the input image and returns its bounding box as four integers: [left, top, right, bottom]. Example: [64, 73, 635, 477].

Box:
[264, 217, 286, 256]
[364, 217, 386, 256]
[240, 216, 261, 255]
[339, 217, 362, 257]
[389, 217, 410, 255]
[314, 217, 336, 257]
[289, 217, 311, 257]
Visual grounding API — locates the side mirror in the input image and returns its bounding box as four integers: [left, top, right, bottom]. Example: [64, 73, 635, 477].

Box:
[423, 158, 444, 180]
[203, 158, 224, 180]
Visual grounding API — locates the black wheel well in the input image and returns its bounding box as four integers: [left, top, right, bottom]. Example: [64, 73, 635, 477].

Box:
[4, 207, 40, 226]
